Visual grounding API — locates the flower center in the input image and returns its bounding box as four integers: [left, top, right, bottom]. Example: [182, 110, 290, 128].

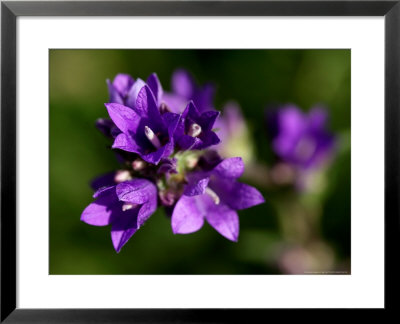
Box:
[122, 203, 138, 211]
[205, 187, 220, 205]
[114, 170, 132, 183]
[144, 125, 162, 149]
[187, 123, 202, 137]
[132, 159, 146, 171]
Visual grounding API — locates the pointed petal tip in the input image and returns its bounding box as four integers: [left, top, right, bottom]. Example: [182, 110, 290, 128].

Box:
[227, 234, 239, 242]
[114, 245, 122, 253]
[219, 226, 239, 242]
[247, 189, 266, 208]
[80, 211, 97, 226]
[112, 241, 122, 253]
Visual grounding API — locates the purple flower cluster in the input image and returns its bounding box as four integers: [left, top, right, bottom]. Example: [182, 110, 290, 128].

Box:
[267, 105, 336, 190]
[82, 70, 265, 252]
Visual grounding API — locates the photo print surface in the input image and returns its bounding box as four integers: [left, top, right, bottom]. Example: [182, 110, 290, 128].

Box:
[49, 49, 350, 275]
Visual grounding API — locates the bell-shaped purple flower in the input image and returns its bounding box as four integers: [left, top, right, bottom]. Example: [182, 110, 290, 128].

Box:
[106, 85, 181, 165]
[107, 74, 135, 105]
[100, 73, 165, 139]
[107, 73, 163, 109]
[175, 101, 220, 150]
[81, 178, 157, 252]
[268, 105, 335, 170]
[162, 69, 215, 113]
[171, 157, 265, 241]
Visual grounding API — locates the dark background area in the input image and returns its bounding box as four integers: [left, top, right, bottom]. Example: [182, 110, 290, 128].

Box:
[49, 49, 350, 274]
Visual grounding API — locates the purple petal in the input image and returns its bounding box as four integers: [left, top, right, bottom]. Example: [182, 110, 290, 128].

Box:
[112, 133, 142, 154]
[213, 157, 244, 179]
[81, 202, 114, 226]
[204, 200, 239, 242]
[172, 69, 194, 98]
[161, 93, 188, 114]
[111, 226, 137, 253]
[110, 207, 139, 253]
[125, 78, 146, 109]
[163, 112, 182, 137]
[184, 177, 210, 196]
[171, 195, 205, 234]
[91, 172, 116, 191]
[142, 141, 174, 165]
[212, 180, 265, 211]
[105, 103, 140, 134]
[93, 185, 115, 198]
[199, 110, 219, 131]
[107, 79, 124, 104]
[147, 73, 163, 105]
[136, 196, 158, 228]
[116, 179, 157, 205]
[178, 135, 201, 150]
[81, 187, 118, 226]
[182, 132, 219, 151]
[182, 101, 200, 120]
[112, 74, 134, 95]
[198, 131, 221, 149]
[135, 85, 162, 121]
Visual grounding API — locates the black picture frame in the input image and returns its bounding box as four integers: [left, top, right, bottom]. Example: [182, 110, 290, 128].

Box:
[1, 0, 398, 322]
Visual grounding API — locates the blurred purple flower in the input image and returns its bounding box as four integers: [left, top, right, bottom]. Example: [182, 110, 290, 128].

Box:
[214, 102, 254, 163]
[162, 69, 215, 113]
[81, 178, 157, 253]
[175, 101, 220, 150]
[106, 85, 181, 165]
[268, 105, 335, 170]
[171, 156, 265, 241]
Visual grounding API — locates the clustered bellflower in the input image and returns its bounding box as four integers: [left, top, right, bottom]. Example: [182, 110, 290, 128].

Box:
[81, 70, 265, 252]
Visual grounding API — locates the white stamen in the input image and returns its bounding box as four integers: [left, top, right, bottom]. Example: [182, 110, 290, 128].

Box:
[122, 203, 137, 212]
[114, 170, 131, 183]
[132, 159, 146, 171]
[186, 156, 198, 169]
[144, 126, 162, 149]
[205, 187, 220, 205]
[187, 123, 202, 137]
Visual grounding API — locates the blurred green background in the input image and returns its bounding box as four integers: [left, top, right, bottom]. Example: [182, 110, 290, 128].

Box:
[50, 49, 350, 274]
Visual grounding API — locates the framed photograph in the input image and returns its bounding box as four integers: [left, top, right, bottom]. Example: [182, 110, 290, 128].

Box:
[1, 0, 398, 321]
